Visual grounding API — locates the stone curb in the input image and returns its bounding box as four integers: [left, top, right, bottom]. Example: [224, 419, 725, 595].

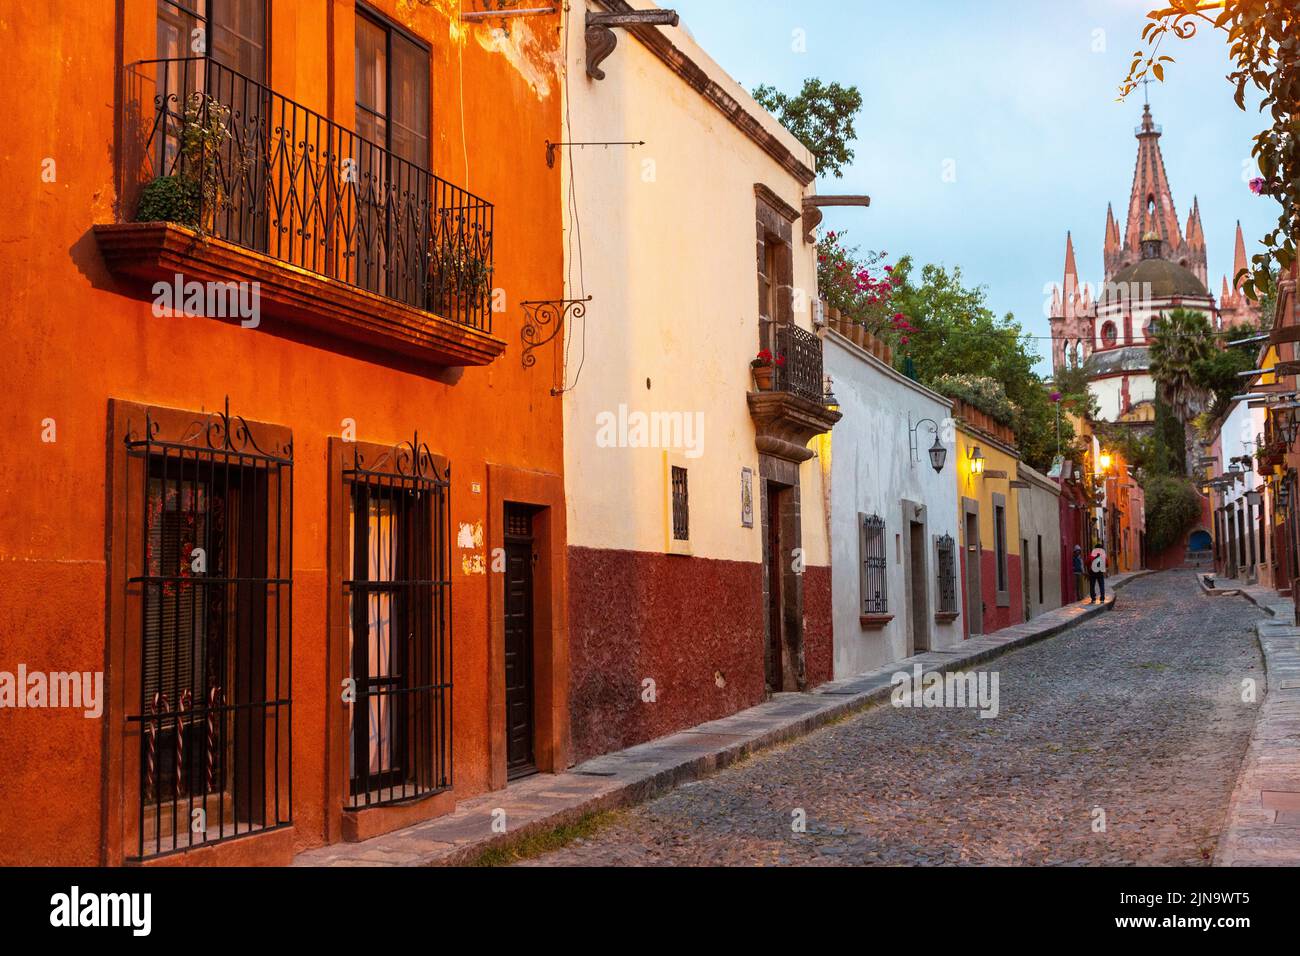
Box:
[294, 569, 1154, 867]
[1214, 583, 1300, 866]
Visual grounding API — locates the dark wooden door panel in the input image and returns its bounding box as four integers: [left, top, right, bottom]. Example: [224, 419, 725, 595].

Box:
[504, 507, 535, 777]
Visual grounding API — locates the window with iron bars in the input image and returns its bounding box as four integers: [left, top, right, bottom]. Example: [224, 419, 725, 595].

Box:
[860, 514, 887, 615]
[124, 399, 292, 861]
[343, 437, 452, 808]
[671, 466, 690, 542]
[935, 534, 958, 614]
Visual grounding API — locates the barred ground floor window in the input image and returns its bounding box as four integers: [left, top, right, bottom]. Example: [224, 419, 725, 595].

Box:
[108, 398, 292, 862]
[335, 436, 452, 811]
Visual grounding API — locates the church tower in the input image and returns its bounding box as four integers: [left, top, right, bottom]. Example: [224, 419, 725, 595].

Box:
[1048, 232, 1092, 371]
[1218, 221, 1260, 329]
[1046, 102, 1270, 428]
[1104, 104, 1206, 284]
[1051, 102, 1258, 387]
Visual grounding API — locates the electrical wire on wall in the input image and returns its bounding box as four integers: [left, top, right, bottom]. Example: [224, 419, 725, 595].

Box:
[555, 0, 589, 397]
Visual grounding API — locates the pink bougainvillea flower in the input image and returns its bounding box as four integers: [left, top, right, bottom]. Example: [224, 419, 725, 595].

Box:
[1249, 177, 1266, 195]
[1050, 391, 1062, 403]
[884, 265, 893, 273]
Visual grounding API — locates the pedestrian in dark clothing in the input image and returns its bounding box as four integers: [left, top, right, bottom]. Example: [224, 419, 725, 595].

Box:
[1087, 547, 1107, 604]
[1071, 545, 1085, 602]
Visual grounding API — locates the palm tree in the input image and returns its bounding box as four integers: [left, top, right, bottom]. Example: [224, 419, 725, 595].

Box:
[1148, 308, 1213, 474]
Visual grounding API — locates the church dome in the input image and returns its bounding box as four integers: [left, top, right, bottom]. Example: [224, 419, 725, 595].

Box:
[1109, 257, 1208, 299]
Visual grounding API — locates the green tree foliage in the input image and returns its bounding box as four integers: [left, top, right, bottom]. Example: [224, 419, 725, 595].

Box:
[1099, 398, 1187, 480]
[930, 374, 1017, 426]
[815, 232, 903, 336]
[886, 258, 1068, 472]
[1123, 1, 1300, 294]
[752, 79, 863, 179]
[1193, 322, 1262, 419]
[1143, 474, 1203, 555]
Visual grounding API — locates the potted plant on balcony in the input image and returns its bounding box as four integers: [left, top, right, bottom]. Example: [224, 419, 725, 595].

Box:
[135, 91, 242, 235]
[1257, 438, 1287, 470]
[429, 241, 493, 318]
[751, 349, 785, 391]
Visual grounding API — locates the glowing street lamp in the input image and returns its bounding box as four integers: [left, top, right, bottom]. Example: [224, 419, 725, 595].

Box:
[968, 445, 985, 478]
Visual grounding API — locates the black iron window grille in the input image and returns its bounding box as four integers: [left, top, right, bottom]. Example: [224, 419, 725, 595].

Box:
[860, 514, 887, 615]
[125, 54, 494, 331]
[773, 323, 827, 404]
[936, 534, 958, 614]
[125, 400, 292, 861]
[343, 436, 452, 807]
[671, 466, 690, 542]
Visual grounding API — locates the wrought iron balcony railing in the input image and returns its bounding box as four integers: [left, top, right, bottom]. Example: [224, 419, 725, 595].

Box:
[773, 322, 827, 404]
[123, 56, 494, 332]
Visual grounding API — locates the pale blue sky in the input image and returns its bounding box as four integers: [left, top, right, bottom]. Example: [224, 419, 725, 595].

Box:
[669, 0, 1276, 372]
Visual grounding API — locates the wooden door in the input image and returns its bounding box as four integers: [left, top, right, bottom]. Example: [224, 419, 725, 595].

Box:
[504, 506, 535, 778]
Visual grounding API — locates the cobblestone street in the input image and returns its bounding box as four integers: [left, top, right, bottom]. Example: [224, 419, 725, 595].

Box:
[524, 573, 1265, 866]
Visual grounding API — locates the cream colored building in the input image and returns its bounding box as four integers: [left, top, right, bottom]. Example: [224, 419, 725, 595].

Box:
[556, 0, 841, 762]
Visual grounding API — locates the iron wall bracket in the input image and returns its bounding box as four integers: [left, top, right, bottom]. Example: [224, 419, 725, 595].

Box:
[586, 8, 680, 80]
[521, 296, 593, 369]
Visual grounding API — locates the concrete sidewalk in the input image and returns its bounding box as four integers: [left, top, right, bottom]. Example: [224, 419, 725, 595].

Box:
[294, 570, 1152, 867]
[1209, 579, 1300, 866]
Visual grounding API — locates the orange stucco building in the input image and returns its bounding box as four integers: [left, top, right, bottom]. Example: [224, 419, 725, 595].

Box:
[0, 0, 567, 865]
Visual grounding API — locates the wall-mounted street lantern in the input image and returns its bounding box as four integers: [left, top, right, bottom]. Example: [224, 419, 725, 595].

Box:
[823, 374, 839, 412]
[968, 445, 985, 478]
[1097, 451, 1113, 473]
[908, 414, 947, 474]
[1278, 404, 1300, 446]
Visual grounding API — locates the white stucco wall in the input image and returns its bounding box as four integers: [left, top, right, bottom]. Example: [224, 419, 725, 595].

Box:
[1090, 373, 1157, 421]
[824, 333, 963, 677]
[559, 1, 828, 566]
[1017, 465, 1063, 619]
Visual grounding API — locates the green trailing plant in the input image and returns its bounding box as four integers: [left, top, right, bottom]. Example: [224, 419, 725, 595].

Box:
[932, 373, 1018, 427]
[431, 241, 493, 308]
[134, 174, 201, 227]
[134, 91, 243, 232]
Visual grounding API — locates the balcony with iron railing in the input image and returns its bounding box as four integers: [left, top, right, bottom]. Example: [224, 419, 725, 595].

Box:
[94, 56, 504, 367]
[748, 320, 841, 464]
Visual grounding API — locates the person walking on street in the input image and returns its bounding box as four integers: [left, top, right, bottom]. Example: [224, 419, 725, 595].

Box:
[1087, 546, 1107, 604]
[1071, 545, 1085, 602]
